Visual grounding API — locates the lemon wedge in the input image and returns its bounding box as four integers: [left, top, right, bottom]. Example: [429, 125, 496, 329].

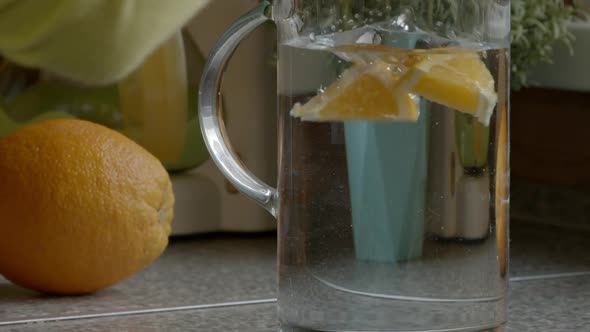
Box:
[290, 62, 419, 122]
[400, 51, 497, 125]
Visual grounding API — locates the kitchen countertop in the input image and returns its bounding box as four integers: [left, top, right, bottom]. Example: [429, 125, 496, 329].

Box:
[1, 222, 589, 331]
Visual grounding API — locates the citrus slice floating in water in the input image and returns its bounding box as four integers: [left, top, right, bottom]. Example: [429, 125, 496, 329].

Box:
[290, 46, 497, 126]
[290, 61, 419, 122]
[400, 51, 497, 125]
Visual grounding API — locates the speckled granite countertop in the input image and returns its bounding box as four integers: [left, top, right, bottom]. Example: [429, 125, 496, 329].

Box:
[1, 222, 589, 332]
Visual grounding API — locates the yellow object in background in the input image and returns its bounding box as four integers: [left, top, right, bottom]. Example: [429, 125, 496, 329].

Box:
[119, 32, 188, 164]
[0, 0, 210, 85]
[0, 119, 174, 295]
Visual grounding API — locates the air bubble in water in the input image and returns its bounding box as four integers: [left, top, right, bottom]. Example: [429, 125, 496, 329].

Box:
[382, 6, 417, 32]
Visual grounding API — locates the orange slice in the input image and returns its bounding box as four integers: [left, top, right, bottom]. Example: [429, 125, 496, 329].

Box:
[290, 61, 419, 122]
[401, 51, 497, 125]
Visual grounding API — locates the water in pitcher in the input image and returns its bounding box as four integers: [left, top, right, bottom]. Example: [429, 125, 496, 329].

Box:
[277, 24, 509, 332]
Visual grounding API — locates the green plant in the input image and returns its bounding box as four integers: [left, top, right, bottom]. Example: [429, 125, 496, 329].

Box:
[511, 0, 574, 89]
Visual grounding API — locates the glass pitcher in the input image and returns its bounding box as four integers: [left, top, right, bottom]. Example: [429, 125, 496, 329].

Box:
[199, 1, 510, 331]
[0, 30, 208, 172]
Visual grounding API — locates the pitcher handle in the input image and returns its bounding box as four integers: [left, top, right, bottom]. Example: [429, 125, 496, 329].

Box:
[198, 1, 277, 217]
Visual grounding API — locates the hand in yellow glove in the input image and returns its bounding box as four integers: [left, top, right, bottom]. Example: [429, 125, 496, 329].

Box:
[0, 0, 210, 85]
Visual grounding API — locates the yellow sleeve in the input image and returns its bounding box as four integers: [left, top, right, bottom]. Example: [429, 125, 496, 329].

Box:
[0, 0, 210, 85]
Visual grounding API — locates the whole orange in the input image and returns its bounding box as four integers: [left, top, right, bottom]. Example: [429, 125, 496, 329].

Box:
[0, 119, 174, 294]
